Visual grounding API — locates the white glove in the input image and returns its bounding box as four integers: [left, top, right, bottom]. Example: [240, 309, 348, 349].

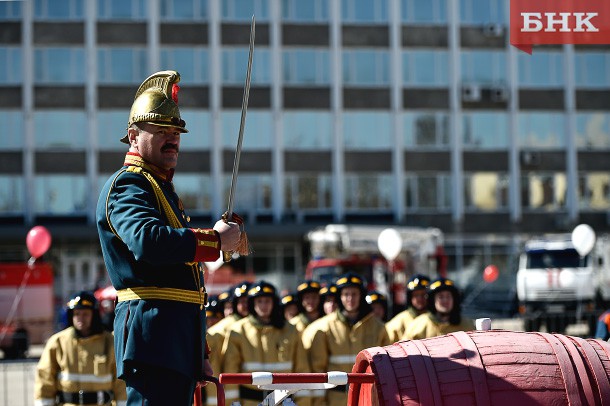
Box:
[213, 220, 241, 252]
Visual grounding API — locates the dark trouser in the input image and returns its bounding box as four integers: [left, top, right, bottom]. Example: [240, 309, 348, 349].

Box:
[123, 363, 196, 406]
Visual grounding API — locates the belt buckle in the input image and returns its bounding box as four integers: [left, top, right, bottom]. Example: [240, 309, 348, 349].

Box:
[97, 390, 104, 405]
[78, 390, 84, 404]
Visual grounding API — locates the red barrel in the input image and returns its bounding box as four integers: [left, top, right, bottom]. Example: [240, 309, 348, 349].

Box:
[349, 330, 610, 406]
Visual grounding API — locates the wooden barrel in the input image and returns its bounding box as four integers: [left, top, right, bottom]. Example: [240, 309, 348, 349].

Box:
[349, 330, 610, 406]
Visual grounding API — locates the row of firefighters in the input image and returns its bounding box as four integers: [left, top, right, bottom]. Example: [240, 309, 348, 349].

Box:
[32, 273, 473, 406]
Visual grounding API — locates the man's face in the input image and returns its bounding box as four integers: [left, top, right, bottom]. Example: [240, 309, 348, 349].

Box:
[434, 290, 454, 314]
[340, 286, 361, 313]
[301, 292, 320, 313]
[254, 296, 274, 320]
[72, 308, 93, 336]
[323, 297, 337, 315]
[411, 289, 428, 311]
[223, 302, 234, 317]
[236, 296, 249, 317]
[284, 303, 299, 321]
[130, 123, 181, 170]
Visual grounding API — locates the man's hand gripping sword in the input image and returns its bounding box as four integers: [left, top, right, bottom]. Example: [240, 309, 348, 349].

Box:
[222, 16, 255, 262]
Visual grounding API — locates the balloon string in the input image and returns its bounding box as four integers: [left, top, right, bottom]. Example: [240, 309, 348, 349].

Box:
[0, 258, 34, 346]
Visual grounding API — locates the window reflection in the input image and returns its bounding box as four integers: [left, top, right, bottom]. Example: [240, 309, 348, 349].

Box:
[98, 0, 146, 20]
[34, 0, 84, 20]
[342, 0, 388, 23]
[222, 0, 269, 21]
[575, 52, 610, 88]
[98, 111, 127, 150]
[221, 111, 272, 149]
[98, 48, 148, 84]
[160, 0, 206, 20]
[463, 112, 508, 149]
[179, 110, 211, 149]
[283, 111, 332, 150]
[343, 111, 391, 149]
[224, 174, 273, 215]
[283, 49, 330, 85]
[465, 172, 508, 211]
[405, 173, 451, 211]
[343, 50, 390, 86]
[579, 172, 610, 210]
[345, 173, 392, 209]
[403, 50, 449, 87]
[404, 112, 449, 148]
[401, 0, 446, 23]
[34, 110, 87, 149]
[173, 174, 212, 212]
[35, 175, 87, 214]
[521, 172, 566, 210]
[518, 51, 563, 87]
[4, 110, 24, 149]
[0, 1, 22, 19]
[285, 173, 332, 210]
[461, 50, 506, 86]
[222, 48, 270, 85]
[161, 48, 209, 84]
[0, 175, 23, 214]
[282, 0, 329, 22]
[34, 47, 85, 84]
[0, 47, 21, 84]
[459, 0, 505, 24]
[576, 113, 610, 150]
[518, 112, 565, 149]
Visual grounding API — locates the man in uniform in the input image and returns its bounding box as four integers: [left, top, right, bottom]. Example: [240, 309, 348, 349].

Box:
[96, 70, 243, 405]
[280, 292, 299, 322]
[302, 273, 390, 406]
[290, 280, 322, 333]
[366, 290, 388, 322]
[385, 274, 430, 342]
[35, 291, 127, 406]
[319, 284, 338, 315]
[222, 281, 309, 406]
[403, 277, 475, 340]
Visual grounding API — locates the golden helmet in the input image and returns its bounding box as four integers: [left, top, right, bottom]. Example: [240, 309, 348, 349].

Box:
[121, 70, 188, 143]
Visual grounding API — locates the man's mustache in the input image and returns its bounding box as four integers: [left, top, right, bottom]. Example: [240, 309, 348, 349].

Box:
[162, 143, 179, 152]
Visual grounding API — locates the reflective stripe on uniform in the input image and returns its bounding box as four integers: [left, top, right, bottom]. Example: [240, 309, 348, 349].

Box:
[58, 372, 113, 384]
[116, 287, 204, 305]
[117, 401, 127, 406]
[34, 399, 55, 406]
[242, 361, 293, 371]
[224, 389, 239, 399]
[329, 354, 357, 365]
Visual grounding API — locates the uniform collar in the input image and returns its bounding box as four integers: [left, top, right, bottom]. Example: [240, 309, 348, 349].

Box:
[124, 152, 174, 182]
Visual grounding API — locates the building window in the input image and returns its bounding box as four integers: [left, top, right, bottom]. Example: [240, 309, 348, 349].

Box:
[463, 112, 508, 150]
[160, 0, 207, 21]
[222, 0, 269, 21]
[0, 47, 21, 84]
[0, 1, 22, 19]
[401, 0, 446, 24]
[98, 111, 128, 150]
[4, 110, 24, 149]
[0, 175, 23, 214]
[283, 49, 330, 85]
[575, 52, 610, 88]
[579, 172, 610, 210]
[576, 112, 610, 150]
[404, 112, 449, 149]
[98, 0, 146, 20]
[403, 50, 449, 87]
[521, 172, 566, 211]
[35, 0, 84, 20]
[405, 173, 451, 211]
[459, 0, 505, 24]
[224, 174, 273, 215]
[342, 0, 388, 23]
[285, 173, 332, 210]
[345, 173, 393, 210]
[518, 51, 564, 88]
[35, 175, 87, 214]
[343, 50, 390, 86]
[518, 112, 565, 149]
[461, 50, 506, 86]
[98, 48, 148, 84]
[222, 110, 272, 149]
[343, 111, 391, 150]
[178, 110, 211, 149]
[465, 172, 509, 211]
[173, 174, 212, 212]
[222, 48, 271, 85]
[34, 47, 85, 84]
[161, 48, 209, 84]
[283, 111, 332, 150]
[281, 0, 329, 22]
[34, 110, 87, 150]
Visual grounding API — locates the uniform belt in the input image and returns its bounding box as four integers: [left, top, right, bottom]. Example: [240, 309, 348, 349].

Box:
[116, 287, 207, 306]
[238, 385, 266, 402]
[57, 390, 112, 405]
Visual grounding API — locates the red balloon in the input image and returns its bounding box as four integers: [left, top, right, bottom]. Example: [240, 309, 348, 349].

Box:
[483, 265, 499, 283]
[26, 226, 52, 259]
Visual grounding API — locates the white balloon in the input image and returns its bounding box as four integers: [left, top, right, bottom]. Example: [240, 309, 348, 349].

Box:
[571, 224, 596, 257]
[204, 256, 225, 273]
[378, 228, 403, 261]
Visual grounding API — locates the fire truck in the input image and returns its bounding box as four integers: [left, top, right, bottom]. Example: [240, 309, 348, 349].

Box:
[305, 224, 446, 311]
[0, 262, 54, 358]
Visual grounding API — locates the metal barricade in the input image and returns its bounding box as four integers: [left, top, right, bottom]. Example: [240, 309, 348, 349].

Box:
[0, 359, 38, 406]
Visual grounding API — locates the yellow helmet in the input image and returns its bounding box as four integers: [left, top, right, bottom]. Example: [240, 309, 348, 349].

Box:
[121, 70, 188, 143]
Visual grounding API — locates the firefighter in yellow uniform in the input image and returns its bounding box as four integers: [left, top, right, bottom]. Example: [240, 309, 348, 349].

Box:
[403, 277, 475, 340]
[221, 280, 309, 406]
[289, 280, 322, 333]
[302, 273, 391, 406]
[385, 274, 430, 342]
[34, 291, 126, 406]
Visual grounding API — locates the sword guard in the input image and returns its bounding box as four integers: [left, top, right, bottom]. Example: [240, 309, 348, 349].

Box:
[223, 251, 233, 263]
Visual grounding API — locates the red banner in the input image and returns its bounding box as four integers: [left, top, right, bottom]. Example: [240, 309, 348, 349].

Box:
[510, 0, 610, 53]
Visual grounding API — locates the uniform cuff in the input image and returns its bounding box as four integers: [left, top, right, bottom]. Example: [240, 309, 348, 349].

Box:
[191, 228, 221, 262]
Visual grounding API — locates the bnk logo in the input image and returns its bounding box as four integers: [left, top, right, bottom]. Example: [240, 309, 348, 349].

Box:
[510, 0, 610, 54]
